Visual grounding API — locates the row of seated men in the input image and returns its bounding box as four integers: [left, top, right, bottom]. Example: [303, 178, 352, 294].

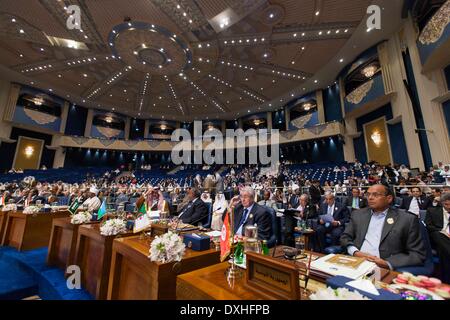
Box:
[176, 184, 450, 283]
[8, 182, 448, 282]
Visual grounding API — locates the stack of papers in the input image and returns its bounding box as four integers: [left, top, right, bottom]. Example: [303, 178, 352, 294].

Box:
[310, 254, 376, 279]
[205, 230, 222, 237]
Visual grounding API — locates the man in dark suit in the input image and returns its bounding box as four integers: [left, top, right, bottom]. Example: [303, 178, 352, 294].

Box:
[227, 186, 272, 241]
[344, 187, 368, 211]
[314, 191, 350, 252]
[341, 184, 426, 270]
[401, 186, 427, 216]
[309, 180, 323, 206]
[425, 192, 450, 283]
[177, 187, 209, 225]
[283, 194, 318, 247]
[424, 188, 442, 209]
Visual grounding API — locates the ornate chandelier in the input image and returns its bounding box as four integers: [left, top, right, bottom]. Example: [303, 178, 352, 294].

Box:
[362, 65, 377, 78]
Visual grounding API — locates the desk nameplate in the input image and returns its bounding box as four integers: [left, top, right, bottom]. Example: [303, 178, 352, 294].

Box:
[245, 252, 300, 300]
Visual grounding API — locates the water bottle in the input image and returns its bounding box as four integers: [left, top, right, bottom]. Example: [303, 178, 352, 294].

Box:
[261, 240, 269, 256]
[234, 241, 244, 264]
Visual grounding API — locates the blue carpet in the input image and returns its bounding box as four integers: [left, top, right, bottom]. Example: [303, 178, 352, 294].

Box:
[0, 246, 93, 300]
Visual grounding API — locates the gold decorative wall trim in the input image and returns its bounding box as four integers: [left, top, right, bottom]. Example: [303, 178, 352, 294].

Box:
[346, 80, 374, 105]
[23, 108, 58, 125]
[418, 0, 450, 45]
[96, 126, 122, 138]
[290, 113, 313, 129]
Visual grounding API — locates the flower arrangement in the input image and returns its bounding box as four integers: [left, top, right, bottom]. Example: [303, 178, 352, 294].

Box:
[71, 211, 92, 225]
[100, 218, 127, 236]
[23, 206, 41, 214]
[2, 204, 17, 212]
[309, 287, 370, 300]
[149, 231, 186, 263]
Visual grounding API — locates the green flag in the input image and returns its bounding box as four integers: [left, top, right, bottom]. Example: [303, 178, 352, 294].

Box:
[69, 199, 80, 215]
[136, 202, 147, 219]
[97, 199, 107, 220]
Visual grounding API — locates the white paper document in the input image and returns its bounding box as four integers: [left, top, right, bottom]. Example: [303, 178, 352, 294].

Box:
[346, 279, 380, 296]
[205, 230, 222, 237]
[310, 254, 376, 279]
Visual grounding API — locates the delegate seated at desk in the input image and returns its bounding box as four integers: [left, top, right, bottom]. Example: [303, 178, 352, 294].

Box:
[314, 191, 350, 252]
[340, 184, 426, 270]
[226, 187, 272, 241]
[177, 187, 208, 226]
[284, 194, 318, 247]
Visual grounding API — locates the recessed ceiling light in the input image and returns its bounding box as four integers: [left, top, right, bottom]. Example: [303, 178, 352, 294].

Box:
[58, 74, 62, 78]
[40, 48, 44, 51]
[315, 11, 320, 16]
[11, 18, 16, 22]
[314, 80, 318, 83]
[339, 58, 344, 63]
[19, 54, 23, 58]
[291, 61, 295, 64]
[83, 73, 87, 77]
[19, 29, 24, 34]
[269, 13, 274, 18]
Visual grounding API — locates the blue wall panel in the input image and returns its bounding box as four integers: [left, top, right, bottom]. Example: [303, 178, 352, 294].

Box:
[323, 83, 343, 122]
[445, 65, 450, 91]
[387, 122, 410, 166]
[443, 99, 450, 138]
[65, 104, 87, 136]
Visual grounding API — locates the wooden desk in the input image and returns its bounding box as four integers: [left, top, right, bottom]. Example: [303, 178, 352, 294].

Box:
[1, 210, 70, 251]
[177, 248, 398, 300]
[107, 235, 221, 300]
[74, 224, 134, 300]
[0, 211, 10, 244]
[47, 217, 100, 274]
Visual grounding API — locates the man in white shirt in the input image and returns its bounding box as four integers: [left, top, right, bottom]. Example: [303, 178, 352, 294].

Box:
[440, 165, 450, 186]
[82, 187, 101, 213]
[401, 187, 427, 216]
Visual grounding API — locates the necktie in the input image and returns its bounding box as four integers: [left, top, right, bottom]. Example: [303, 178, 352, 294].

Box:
[237, 208, 249, 231]
[352, 197, 356, 208]
[328, 206, 333, 216]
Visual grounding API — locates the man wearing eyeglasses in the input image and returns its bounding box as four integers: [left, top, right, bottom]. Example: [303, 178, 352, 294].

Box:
[341, 184, 426, 270]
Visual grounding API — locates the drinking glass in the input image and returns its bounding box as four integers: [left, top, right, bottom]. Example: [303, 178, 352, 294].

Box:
[295, 236, 305, 255]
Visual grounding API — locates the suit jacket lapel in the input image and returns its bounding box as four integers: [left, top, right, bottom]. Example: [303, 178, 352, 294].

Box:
[245, 205, 258, 227]
[380, 208, 398, 244]
[234, 207, 243, 232]
[359, 209, 372, 245]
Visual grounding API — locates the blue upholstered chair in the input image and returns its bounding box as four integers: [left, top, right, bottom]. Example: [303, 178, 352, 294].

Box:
[125, 203, 135, 212]
[394, 197, 403, 208]
[200, 202, 213, 228]
[396, 220, 434, 276]
[264, 206, 278, 248]
[57, 196, 69, 206]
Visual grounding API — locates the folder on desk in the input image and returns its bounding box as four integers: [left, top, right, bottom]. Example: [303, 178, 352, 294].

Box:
[310, 254, 376, 279]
